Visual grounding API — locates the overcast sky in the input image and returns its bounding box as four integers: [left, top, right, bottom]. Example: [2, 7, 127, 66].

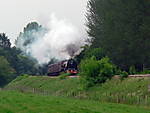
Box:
[0, 0, 88, 44]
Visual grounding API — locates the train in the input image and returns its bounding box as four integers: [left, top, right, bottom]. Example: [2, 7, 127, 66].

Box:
[47, 58, 78, 76]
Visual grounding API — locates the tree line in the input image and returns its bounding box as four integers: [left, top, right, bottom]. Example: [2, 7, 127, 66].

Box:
[77, 0, 150, 88]
[0, 22, 50, 87]
[79, 0, 150, 72]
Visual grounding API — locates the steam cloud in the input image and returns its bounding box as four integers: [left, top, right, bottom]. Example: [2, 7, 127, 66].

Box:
[17, 14, 87, 64]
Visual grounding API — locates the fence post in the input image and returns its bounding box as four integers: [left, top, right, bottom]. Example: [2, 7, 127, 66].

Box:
[145, 95, 148, 105]
[139, 96, 141, 105]
[32, 88, 34, 93]
[117, 94, 119, 103]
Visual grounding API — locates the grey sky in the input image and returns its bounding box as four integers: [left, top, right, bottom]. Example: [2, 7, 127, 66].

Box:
[0, 0, 88, 44]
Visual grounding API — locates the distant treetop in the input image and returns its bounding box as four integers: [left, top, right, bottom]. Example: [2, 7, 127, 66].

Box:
[0, 33, 11, 48]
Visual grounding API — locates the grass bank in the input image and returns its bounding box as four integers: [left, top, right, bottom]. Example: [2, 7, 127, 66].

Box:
[0, 90, 150, 113]
[5, 75, 150, 105]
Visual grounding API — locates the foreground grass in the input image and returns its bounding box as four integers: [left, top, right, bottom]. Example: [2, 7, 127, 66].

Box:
[5, 76, 150, 105]
[0, 90, 150, 113]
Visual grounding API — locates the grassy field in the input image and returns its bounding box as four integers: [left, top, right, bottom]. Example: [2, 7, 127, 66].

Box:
[5, 75, 150, 105]
[5, 75, 80, 96]
[0, 90, 150, 113]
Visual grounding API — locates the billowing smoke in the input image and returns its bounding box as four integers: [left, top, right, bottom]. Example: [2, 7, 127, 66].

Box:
[65, 43, 81, 57]
[16, 14, 87, 65]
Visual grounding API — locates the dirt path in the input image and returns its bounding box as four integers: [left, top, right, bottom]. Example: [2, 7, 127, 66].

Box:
[48, 74, 150, 78]
[128, 74, 150, 77]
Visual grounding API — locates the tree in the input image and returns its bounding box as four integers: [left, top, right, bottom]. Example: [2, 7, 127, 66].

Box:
[16, 55, 38, 75]
[0, 33, 11, 48]
[15, 22, 46, 55]
[0, 45, 38, 76]
[0, 56, 15, 86]
[80, 56, 115, 88]
[75, 45, 106, 63]
[86, 0, 150, 71]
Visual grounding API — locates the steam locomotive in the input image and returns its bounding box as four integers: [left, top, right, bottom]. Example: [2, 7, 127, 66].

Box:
[47, 59, 78, 76]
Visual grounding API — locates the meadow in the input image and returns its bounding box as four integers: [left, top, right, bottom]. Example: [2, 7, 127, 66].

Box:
[5, 75, 150, 106]
[0, 90, 150, 113]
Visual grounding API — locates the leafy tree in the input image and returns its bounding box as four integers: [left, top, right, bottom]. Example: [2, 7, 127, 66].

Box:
[0, 42, 38, 76]
[0, 56, 15, 86]
[86, 0, 150, 71]
[84, 48, 105, 60]
[80, 57, 115, 88]
[97, 57, 115, 82]
[16, 55, 38, 75]
[75, 45, 105, 63]
[80, 56, 100, 88]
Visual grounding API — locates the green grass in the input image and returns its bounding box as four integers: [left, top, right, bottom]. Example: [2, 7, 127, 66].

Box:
[0, 90, 150, 113]
[84, 77, 150, 105]
[5, 76, 80, 96]
[5, 76, 150, 105]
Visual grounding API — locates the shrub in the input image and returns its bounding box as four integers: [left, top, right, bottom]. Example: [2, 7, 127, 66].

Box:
[97, 57, 115, 83]
[80, 57, 115, 88]
[114, 68, 122, 75]
[139, 70, 150, 74]
[0, 56, 16, 86]
[80, 56, 100, 88]
[129, 66, 136, 75]
[120, 71, 128, 80]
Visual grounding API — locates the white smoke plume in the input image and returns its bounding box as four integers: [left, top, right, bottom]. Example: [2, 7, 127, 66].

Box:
[17, 14, 87, 64]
